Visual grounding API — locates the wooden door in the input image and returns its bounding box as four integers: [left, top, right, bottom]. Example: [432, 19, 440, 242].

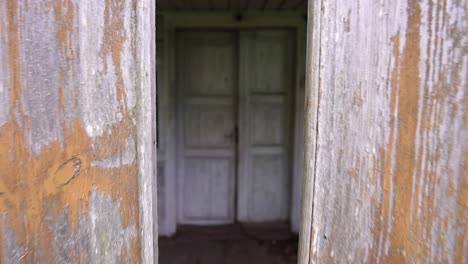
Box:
[177, 31, 237, 224]
[238, 30, 294, 222]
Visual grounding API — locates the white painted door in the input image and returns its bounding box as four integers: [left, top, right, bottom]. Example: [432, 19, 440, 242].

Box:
[177, 31, 237, 224]
[177, 29, 294, 225]
[238, 30, 294, 222]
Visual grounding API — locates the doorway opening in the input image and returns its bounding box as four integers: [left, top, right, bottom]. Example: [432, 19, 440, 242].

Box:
[177, 29, 294, 225]
[156, 9, 307, 264]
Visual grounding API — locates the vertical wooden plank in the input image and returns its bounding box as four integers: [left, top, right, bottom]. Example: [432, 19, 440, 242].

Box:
[298, 0, 320, 262]
[136, 0, 157, 262]
[0, 0, 155, 263]
[300, 0, 467, 262]
[291, 20, 307, 233]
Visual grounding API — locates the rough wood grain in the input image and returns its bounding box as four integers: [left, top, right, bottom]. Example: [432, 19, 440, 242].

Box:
[298, 0, 320, 262]
[136, 0, 157, 262]
[0, 0, 155, 263]
[300, 0, 467, 263]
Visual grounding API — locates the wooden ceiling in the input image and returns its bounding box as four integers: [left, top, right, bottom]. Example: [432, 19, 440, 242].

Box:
[157, 0, 308, 11]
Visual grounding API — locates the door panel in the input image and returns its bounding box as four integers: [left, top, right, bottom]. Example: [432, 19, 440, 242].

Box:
[238, 30, 294, 222]
[184, 99, 234, 147]
[250, 154, 288, 220]
[184, 34, 236, 96]
[251, 96, 286, 145]
[177, 31, 237, 224]
[183, 157, 233, 220]
[250, 39, 288, 93]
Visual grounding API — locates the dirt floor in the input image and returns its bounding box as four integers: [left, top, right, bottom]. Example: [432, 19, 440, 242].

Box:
[159, 224, 298, 264]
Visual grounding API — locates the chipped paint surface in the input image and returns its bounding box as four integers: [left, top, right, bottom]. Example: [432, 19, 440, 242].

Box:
[305, 0, 467, 263]
[0, 0, 155, 262]
[91, 137, 136, 168]
[46, 189, 136, 264]
[135, 0, 157, 261]
[2, 214, 26, 263]
[0, 0, 9, 127]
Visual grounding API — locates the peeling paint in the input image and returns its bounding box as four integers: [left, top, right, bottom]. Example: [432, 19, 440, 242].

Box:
[307, 0, 467, 262]
[47, 189, 137, 264]
[78, 0, 124, 138]
[77, 0, 136, 139]
[18, 2, 63, 155]
[2, 214, 26, 263]
[0, 0, 9, 127]
[86, 189, 137, 263]
[0, 0, 153, 262]
[311, 0, 410, 260]
[91, 137, 136, 168]
[121, 0, 137, 112]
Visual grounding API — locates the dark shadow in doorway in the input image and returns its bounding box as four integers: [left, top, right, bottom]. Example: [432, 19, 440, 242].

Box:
[159, 224, 298, 264]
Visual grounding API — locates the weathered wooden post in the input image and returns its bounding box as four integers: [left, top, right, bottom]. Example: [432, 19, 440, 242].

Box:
[0, 0, 156, 263]
[299, 0, 467, 262]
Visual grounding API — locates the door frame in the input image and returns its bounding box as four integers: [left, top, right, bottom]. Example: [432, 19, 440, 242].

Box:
[159, 12, 307, 236]
[136, 0, 157, 262]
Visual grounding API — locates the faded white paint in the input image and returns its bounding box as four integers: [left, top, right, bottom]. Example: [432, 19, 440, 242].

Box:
[1, 0, 139, 150]
[76, 0, 138, 139]
[237, 30, 294, 223]
[46, 189, 137, 264]
[310, 0, 409, 259]
[410, 0, 467, 261]
[136, 0, 157, 262]
[91, 137, 136, 168]
[176, 31, 237, 225]
[0, 0, 9, 127]
[78, 1, 123, 138]
[19, 2, 63, 155]
[122, 0, 137, 112]
[87, 189, 137, 263]
[0, 0, 156, 262]
[2, 214, 26, 263]
[301, 0, 467, 263]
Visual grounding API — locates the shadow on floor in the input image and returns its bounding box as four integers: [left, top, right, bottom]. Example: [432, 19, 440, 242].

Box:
[159, 224, 298, 264]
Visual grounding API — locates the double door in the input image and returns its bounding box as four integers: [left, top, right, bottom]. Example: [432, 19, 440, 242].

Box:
[177, 29, 294, 224]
